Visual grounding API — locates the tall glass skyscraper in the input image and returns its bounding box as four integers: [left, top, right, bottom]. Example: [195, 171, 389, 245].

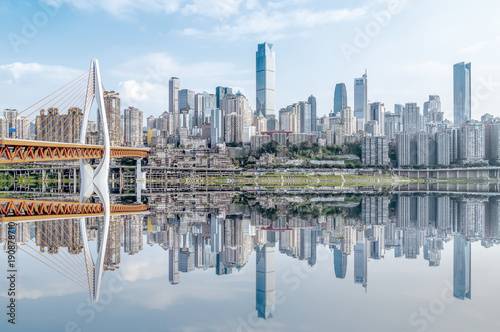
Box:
[453, 62, 471, 127]
[256, 42, 276, 130]
[354, 70, 368, 120]
[333, 83, 347, 115]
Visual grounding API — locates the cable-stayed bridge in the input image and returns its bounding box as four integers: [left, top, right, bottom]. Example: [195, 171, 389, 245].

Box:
[0, 59, 149, 303]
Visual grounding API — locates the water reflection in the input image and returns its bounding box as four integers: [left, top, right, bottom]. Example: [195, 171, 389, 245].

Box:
[1, 192, 498, 327]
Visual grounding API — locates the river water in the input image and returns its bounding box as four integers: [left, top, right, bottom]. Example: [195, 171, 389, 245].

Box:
[1, 192, 499, 331]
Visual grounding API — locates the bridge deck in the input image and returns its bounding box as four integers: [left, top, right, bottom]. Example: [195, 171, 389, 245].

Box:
[0, 139, 149, 163]
[0, 198, 148, 222]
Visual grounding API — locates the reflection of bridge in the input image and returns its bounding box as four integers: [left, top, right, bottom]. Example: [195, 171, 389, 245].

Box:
[0, 198, 148, 222]
[0, 59, 149, 303]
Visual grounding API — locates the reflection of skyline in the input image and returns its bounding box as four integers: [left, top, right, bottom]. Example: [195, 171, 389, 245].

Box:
[3, 193, 499, 312]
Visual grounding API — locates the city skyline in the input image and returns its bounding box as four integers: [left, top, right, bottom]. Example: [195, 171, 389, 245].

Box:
[1, 1, 499, 121]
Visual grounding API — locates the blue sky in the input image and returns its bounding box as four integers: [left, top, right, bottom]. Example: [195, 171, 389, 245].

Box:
[1, 0, 500, 120]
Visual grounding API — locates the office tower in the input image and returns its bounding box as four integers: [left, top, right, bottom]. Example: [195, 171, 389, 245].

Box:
[334, 83, 347, 116]
[308, 95, 317, 132]
[299, 101, 312, 134]
[459, 121, 486, 165]
[179, 89, 195, 112]
[34, 107, 82, 143]
[354, 70, 368, 120]
[385, 113, 401, 140]
[123, 106, 143, 147]
[169, 77, 180, 114]
[194, 93, 203, 127]
[340, 106, 356, 135]
[210, 108, 224, 146]
[334, 248, 347, 279]
[402, 103, 421, 134]
[256, 242, 276, 319]
[454, 62, 471, 127]
[453, 236, 471, 300]
[256, 42, 276, 130]
[216, 86, 232, 109]
[203, 92, 217, 111]
[394, 104, 403, 116]
[361, 136, 389, 165]
[103, 91, 121, 146]
[369, 102, 385, 135]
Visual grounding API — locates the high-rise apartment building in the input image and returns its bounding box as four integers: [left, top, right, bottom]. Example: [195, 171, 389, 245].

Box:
[34, 107, 82, 143]
[384, 113, 401, 140]
[103, 91, 121, 146]
[123, 106, 143, 147]
[340, 106, 356, 136]
[402, 103, 421, 134]
[453, 62, 471, 127]
[361, 136, 389, 165]
[256, 42, 276, 130]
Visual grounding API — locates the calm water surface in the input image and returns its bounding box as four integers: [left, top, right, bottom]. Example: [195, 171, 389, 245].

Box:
[1, 193, 500, 332]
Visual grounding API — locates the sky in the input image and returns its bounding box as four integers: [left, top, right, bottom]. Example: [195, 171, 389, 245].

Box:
[1, 0, 500, 121]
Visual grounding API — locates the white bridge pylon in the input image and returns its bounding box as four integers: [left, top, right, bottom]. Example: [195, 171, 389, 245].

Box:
[78, 58, 111, 303]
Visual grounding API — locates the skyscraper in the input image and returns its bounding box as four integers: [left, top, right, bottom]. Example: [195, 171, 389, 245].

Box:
[334, 83, 347, 115]
[216, 86, 232, 109]
[369, 102, 385, 136]
[402, 102, 421, 134]
[354, 70, 368, 121]
[123, 106, 143, 147]
[453, 235, 471, 300]
[299, 101, 312, 134]
[256, 242, 276, 319]
[256, 42, 276, 130]
[103, 91, 121, 146]
[308, 95, 317, 132]
[169, 77, 180, 114]
[453, 62, 471, 127]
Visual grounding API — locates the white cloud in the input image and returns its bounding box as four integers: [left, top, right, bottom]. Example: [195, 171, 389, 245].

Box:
[181, 0, 243, 18]
[110, 52, 252, 115]
[0, 62, 81, 84]
[180, 6, 368, 40]
[460, 41, 487, 54]
[43, 0, 183, 18]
